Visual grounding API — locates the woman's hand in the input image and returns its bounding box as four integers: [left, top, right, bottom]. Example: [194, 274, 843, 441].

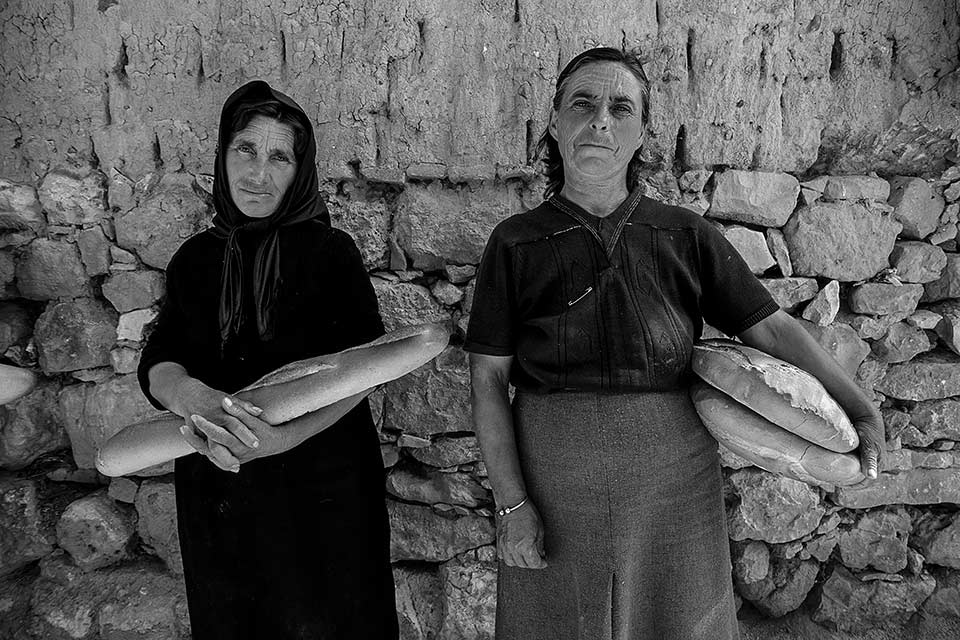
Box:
[497, 501, 547, 569]
[850, 412, 885, 483]
[183, 396, 290, 472]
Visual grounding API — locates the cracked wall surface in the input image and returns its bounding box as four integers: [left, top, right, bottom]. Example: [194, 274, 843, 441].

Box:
[2, 0, 957, 184]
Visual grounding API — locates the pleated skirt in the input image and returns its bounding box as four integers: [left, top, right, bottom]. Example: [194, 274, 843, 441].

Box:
[496, 389, 739, 640]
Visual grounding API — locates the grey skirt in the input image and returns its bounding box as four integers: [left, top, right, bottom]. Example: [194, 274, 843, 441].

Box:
[496, 389, 739, 640]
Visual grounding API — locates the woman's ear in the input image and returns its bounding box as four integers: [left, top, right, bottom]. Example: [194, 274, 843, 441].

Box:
[548, 110, 558, 138]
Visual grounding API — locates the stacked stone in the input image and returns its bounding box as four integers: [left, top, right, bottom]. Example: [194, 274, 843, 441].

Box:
[699, 166, 960, 632]
[5, 158, 960, 638]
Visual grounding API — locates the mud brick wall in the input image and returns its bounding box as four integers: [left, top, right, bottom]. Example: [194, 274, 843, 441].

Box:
[2, 1, 959, 638]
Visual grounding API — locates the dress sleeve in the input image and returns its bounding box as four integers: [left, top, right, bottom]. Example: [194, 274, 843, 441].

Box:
[696, 221, 779, 336]
[326, 230, 384, 348]
[464, 224, 516, 356]
[137, 250, 192, 410]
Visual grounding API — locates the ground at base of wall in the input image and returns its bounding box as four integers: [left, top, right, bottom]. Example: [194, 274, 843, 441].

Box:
[738, 604, 960, 640]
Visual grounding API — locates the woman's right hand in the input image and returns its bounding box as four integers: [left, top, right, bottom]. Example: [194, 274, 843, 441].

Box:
[497, 500, 547, 569]
[170, 377, 264, 472]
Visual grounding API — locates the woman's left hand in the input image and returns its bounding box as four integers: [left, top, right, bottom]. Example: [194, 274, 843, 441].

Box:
[182, 396, 290, 471]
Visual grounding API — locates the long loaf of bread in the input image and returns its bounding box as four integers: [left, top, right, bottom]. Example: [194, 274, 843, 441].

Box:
[691, 382, 864, 486]
[0, 364, 36, 405]
[95, 323, 450, 476]
[691, 339, 859, 453]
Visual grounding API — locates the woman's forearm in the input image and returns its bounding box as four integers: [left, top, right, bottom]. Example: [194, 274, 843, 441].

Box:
[738, 310, 880, 421]
[469, 354, 527, 507]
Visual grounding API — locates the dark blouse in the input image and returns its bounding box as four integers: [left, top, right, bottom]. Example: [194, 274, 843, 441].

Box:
[464, 188, 779, 392]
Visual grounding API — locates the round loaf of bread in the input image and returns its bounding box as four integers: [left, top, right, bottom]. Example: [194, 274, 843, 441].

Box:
[691, 382, 864, 486]
[691, 339, 858, 453]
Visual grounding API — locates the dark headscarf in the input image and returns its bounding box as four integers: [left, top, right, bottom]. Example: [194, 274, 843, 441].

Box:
[211, 80, 330, 350]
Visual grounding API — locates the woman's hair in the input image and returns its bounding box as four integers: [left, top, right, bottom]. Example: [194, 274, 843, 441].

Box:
[228, 101, 308, 159]
[537, 47, 650, 199]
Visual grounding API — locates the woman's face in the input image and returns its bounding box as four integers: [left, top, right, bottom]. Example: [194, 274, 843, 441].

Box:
[225, 115, 298, 218]
[549, 62, 645, 186]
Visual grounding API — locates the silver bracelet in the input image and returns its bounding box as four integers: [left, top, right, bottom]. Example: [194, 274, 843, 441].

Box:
[496, 497, 527, 517]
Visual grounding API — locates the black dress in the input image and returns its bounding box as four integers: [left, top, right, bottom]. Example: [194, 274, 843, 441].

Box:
[139, 220, 398, 639]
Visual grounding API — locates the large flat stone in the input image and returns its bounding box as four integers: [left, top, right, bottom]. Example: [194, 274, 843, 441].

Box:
[875, 350, 960, 401]
[0, 178, 44, 230]
[134, 479, 183, 575]
[408, 436, 482, 468]
[708, 171, 799, 227]
[914, 513, 960, 570]
[870, 322, 932, 364]
[101, 270, 165, 313]
[58, 374, 168, 469]
[371, 278, 449, 333]
[56, 492, 135, 572]
[924, 253, 960, 302]
[382, 347, 471, 437]
[724, 225, 776, 274]
[437, 548, 497, 639]
[900, 398, 960, 447]
[727, 469, 825, 544]
[394, 182, 521, 271]
[386, 467, 488, 507]
[15, 238, 90, 300]
[37, 170, 107, 226]
[34, 298, 117, 374]
[115, 174, 211, 270]
[388, 501, 494, 563]
[0, 478, 55, 577]
[838, 507, 911, 573]
[848, 283, 924, 316]
[888, 176, 945, 239]
[759, 277, 819, 313]
[0, 381, 68, 471]
[782, 202, 901, 281]
[832, 467, 960, 509]
[813, 566, 935, 631]
[889, 241, 947, 283]
[823, 175, 890, 202]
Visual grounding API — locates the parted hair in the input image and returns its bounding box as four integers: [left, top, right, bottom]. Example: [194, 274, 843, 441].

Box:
[229, 101, 309, 159]
[537, 47, 650, 199]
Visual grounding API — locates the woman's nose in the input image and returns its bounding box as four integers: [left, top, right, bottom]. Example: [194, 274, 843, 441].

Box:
[249, 157, 269, 181]
[590, 107, 610, 130]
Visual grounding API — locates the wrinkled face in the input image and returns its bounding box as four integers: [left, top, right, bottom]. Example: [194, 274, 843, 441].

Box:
[225, 115, 298, 219]
[549, 62, 645, 184]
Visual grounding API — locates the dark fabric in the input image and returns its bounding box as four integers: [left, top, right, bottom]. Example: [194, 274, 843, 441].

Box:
[210, 80, 331, 349]
[463, 192, 779, 392]
[138, 222, 397, 640]
[497, 390, 739, 640]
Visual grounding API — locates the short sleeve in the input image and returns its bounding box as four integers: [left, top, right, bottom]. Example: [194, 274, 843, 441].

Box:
[137, 250, 192, 410]
[697, 222, 779, 336]
[464, 225, 516, 356]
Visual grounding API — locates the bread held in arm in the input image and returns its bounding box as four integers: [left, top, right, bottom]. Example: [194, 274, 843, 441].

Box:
[95, 323, 449, 476]
[0, 363, 36, 405]
[691, 339, 859, 452]
[690, 382, 864, 487]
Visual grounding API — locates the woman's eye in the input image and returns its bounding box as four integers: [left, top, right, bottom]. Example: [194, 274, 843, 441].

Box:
[613, 105, 633, 115]
[271, 153, 294, 164]
[572, 100, 593, 109]
[235, 144, 255, 155]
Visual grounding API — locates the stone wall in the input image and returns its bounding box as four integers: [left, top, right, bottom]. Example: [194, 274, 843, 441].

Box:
[2, 1, 960, 638]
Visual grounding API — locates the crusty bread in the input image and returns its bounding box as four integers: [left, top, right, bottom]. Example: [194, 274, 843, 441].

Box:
[691, 339, 858, 453]
[96, 323, 450, 476]
[691, 382, 864, 487]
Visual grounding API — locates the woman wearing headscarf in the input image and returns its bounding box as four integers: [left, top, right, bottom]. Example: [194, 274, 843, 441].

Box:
[138, 80, 398, 639]
[465, 48, 883, 639]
